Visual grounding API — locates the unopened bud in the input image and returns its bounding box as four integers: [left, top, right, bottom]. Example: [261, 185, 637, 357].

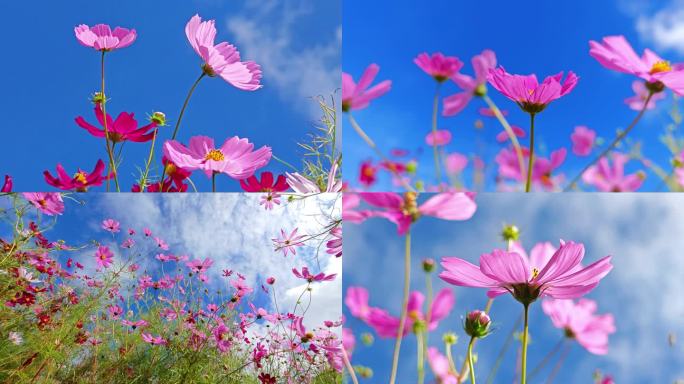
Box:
[501, 224, 520, 242]
[464, 310, 491, 338]
[422, 258, 435, 273]
[443, 332, 458, 345]
[150, 111, 166, 126]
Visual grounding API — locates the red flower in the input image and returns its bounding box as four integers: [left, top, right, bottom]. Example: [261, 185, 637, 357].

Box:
[240, 171, 289, 192]
[1, 175, 12, 192]
[258, 373, 276, 384]
[44, 160, 112, 191]
[75, 104, 157, 143]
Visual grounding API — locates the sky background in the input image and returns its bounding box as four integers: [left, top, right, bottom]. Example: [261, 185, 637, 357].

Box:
[2, 193, 342, 330]
[343, 0, 684, 191]
[344, 193, 684, 383]
[0, 0, 340, 191]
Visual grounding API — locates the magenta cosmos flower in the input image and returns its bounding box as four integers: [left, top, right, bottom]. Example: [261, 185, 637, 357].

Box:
[22, 192, 64, 216]
[582, 152, 644, 192]
[357, 192, 477, 235]
[186, 14, 262, 91]
[342, 194, 372, 224]
[273, 228, 306, 257]
[487, 67, 579, 114]
[292, 267, 336, 283]
[102, 219, 120, 233]
[163, 135, 271, 179]
[1, 175, 12, 192]
[542, 298, 615, 355]
[496, 147, 567, 191]
[359, 160, 378, 188]
[141, 333, 167, 345]
[414, 52, 463, 82]
[625, 80, 666, 110]
[239, 171, 288, 192]
[590, 35, 684, 95]
[440, 240, 612, 305]
[74, 24, 136, 51]
[94, 245, 114, 269]
[342, 64, 392, 112]
[445, 153, 468, 175]
[444, 49, 497, 116]
[76, 104, 157, 143]
[570, 126, 596, 157]
[425, 129, 452, 146]
[44, 160, 111, 192]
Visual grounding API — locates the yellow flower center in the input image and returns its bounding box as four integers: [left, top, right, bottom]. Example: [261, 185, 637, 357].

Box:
[408, 310, 421, 320]
[531, 268, 540, 279]
[165, 163, 177, 175]
[650, 60, 672, 74]
[74, 171, 88, 184]
[205, 149, 225, 161]
[363, 167, 375, 177]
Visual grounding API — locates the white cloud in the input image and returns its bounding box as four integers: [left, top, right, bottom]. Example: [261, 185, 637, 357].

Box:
[624, 0, 684, 55]
[225, 0, 341, 116]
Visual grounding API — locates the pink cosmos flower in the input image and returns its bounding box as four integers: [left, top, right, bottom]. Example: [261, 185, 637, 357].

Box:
[495, 126, 526, 143]
[22, 193, 64, 216]
[414, 52, 463, 82]
[571, 126, 596, 156]
[589, 35, 684, 95]
[286, 161, 342, 193]
[425, 129, 452, 146]
[542, 298, 615, 355]
[479, 107, 508, 118]
[141, 333, 167, 345]
[445, 153, 468, 175]
[342, 194, 371, 224]
[487, 67, 579, 113]
[359, 161, 378, 188]
[273, 228, 306, 257]
[443, 50, 497, 116]
[186, 14, 262, 90]
[74, 24, 136, 51]
[427, 347, 458, 384]
[107, 305, 123, 319]
[440, 240, 612, 304]
[496, 147, 567, 191]
[239, 171, 288, 192]
[326, 227, 342, 258]
[342, 64, 392, 111]
[364, 288, 454, 338]
[186, 258, 214, 274]
[95, 246, 114, 269]
[292, 267, 336, 283]
[122, 319, 148, 329]
[102, 219, 120, 233]
[44, 160, 112, 192]
[1, 175, 12, 192]
[342, 328, 356, 358]
[625, 80, 666, 110]
[582, 152, 644, 192]
[76, 104, 157, 143]
[266, 277, 276, 285]
[259, 193, 281, 210]
[358, 192, 477, 235]
[163, 135, 271, 179]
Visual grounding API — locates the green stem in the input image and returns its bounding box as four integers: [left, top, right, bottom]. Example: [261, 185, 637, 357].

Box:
[521, 304, 530, 384]
[347, 114, 416, 192]
[431, 83, 442, 186]
[545, 343, 571, 384]
[139, 128, 159, 192]
[482, 95, 526, 179]
[529, 338, 565, 380]
[171, 71, 206, 140]
[525, 113, 536, 192]
[100, 51, 119, 192]
[389, 230, 411, 384]
[564, 91, 655, 191]
[212, 172, 217, 192]
[417, 332, 425, 384]
[467, 337, 476, 384]
[341, 345, 360, 384]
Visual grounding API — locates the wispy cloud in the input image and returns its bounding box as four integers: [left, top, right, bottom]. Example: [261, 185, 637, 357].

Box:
[225, 0, 341, 116]
[621, 0, 684, 55]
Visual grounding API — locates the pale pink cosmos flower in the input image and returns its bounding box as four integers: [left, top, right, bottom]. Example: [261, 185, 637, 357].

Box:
[186, 258, 214, 274]
[22, 193, 64, 216]
[259, 192, 281, 210]
[95, 245, 114, 269]
[582, 152, 644, 192]
[414, 52, 463, 82]
[74, 24, 136, 51]
[427, 347, 458, 384]
[487, 67, 579, 113]
[425, 129, 452, 146]
[102, 219, 120, 233]
[440, 240, 612, 304]
[496, 147, 567, 191]
[357, 192, 477, 235]
[286, 161, 341, 194]
[590, 35, 684, 95]
[342, 328, 355, 358]
[445, 153, 468, 175]
[571, 126, 596, 156]
[122, 319, 148, 329]
[8, 332, 23, 346]
[292, 267, 336, 283]
[345, 286, 372, 321]
[625, 80, 666, 110]
[495, 125, 526, 143]
[141, 333, 167, 345]
[326, 227, 342, 258]
[273, 228, 306, 257]
[542, 298, 615, 355]
[444, 50, 497, 116]
[163, 135, 271, 179]
[186, 14, 262, 90]
[342, 64, 392, 111]
[342, 194, 372, 224]
[362, 288, 455, 338]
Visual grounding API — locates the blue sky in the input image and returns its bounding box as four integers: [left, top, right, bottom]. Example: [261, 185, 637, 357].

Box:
[0, 0, 340, 191]
[344, 193, 684, 383]
[343, 0, 684, 191]
[1, 192, 341, 328]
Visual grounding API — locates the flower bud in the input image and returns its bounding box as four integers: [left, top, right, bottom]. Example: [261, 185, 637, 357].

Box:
[266, 277, 275, 285]
[361, 332, 374, 346]
[412, 319, 427, 334]
[474, 83, 487, 97]
[501, 224, 520, 242]
[443, 332, 458, 345]
[422, 258, 435, 273]
[406, 160, 418, 174]
[356, 366, 373, 379]
[150, 111, 166, 126]
[464, 310, 491, 338]
[91, 92, 106, 105]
